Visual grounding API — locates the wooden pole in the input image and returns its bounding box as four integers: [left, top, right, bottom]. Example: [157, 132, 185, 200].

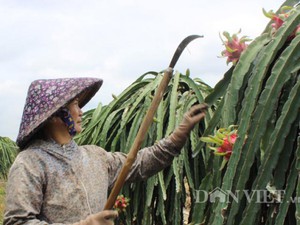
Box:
[104, 67, 173, 210]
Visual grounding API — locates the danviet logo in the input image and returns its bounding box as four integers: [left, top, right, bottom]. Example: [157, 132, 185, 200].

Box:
[193, 187, 298, 204]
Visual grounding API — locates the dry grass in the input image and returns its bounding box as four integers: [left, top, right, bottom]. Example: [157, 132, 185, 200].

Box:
[184, 177, 191, 224]
[0, 180, 6, 224]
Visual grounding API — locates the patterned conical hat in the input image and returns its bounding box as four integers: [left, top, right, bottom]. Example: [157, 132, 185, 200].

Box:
[16, 77, 103, 149]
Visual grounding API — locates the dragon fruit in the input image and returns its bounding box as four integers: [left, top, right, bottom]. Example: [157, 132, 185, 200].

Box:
[215, 133, 238, 160]
[220, 30, 251, 66]
[200, 125, 238, 170]
[263, 6, 300, 39]
[113, 194, 130, 213]
[289, 24, 300, 39]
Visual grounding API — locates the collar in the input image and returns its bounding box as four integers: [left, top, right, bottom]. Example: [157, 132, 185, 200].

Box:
[29, 138, 79, 160]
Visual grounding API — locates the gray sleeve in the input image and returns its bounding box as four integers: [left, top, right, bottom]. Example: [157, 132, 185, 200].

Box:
[107, 137, 180, 188]
[3, 153, 64, 225]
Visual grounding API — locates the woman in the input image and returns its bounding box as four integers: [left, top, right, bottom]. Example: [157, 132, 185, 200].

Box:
[4, 77, 207, 225]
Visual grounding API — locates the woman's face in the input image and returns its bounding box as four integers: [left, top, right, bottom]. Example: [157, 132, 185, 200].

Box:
[67, 98, 83, 134]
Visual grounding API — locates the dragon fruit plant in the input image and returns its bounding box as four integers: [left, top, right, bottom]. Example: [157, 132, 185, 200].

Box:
[75, 2, 299, 225]
[76, 70, 212, 225]
[195, 3, 300, 225]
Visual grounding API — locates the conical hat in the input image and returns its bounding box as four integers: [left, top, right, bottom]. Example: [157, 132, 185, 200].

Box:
[16, 77, 102, 149]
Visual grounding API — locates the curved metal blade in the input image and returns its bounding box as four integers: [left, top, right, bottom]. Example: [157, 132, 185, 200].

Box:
[168, 34, 203, 68]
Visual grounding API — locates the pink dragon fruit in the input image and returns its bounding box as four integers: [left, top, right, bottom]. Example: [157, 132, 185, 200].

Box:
[220, 30, 250, 66]
[263, 6, 300, 39]
[113, 194, 130, 213]
[295, 25, 300, 35]
[200, 125, 238, 170]
[289, 24, 300, 40]
[216, 133, 238, 160]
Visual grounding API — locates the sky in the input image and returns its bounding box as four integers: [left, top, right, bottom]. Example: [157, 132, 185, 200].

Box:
[0, 0, 286, 140]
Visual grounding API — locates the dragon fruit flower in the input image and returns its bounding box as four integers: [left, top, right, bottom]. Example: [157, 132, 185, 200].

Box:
[113, 195, 130, 213]
[220, 30, 251, 66]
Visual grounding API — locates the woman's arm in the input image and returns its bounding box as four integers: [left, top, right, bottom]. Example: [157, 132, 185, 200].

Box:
[107, 104, 207, 187]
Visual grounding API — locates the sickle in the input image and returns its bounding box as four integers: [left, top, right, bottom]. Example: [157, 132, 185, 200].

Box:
[104, 34, 203, 210]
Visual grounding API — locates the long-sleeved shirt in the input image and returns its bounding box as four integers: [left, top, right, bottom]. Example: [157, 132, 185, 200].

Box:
[4, 137, 180, 224]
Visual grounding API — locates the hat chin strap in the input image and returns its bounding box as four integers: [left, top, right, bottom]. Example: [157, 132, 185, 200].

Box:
[57, 107, 77, 137]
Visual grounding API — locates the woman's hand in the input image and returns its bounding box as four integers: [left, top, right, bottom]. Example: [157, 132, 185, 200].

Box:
[74, 210, 118, 225]
[170, 103, 208, 149]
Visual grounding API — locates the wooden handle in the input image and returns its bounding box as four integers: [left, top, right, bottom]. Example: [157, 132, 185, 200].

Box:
[104, 67, 173, 210]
